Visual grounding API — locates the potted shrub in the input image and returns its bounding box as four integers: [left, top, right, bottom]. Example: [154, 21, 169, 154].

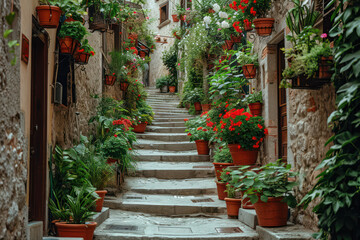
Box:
[224, 183, 242, 218]
[168, 77, 177, 93]
[185, 114, 211, 155]
[49, 187, 98, 240]
[242, 160, 298, 227]
[120, 79, 129, 91]
[213, 145, 234, 181]
[58, 21, 87, 55]
[236, 44, 258, 79]
[216, 167, 232, 200]
[132, 109, 154, 133]
[74, 39, 95, 65]
[36, 0, 62, 28]
[215, 108, 268, 165]
[244, 91, 263, 116]
[201, 94, 212, 112]
[108, 51, 133, 87]
[173, 4, 186, 22]
[101, 133, 134, 161]
[243, 0, 275, 36]
[188, 88, 204, 112]
[156, 76, 169, 93]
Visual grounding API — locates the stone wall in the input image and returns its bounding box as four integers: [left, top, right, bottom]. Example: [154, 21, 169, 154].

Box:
[0, 0, 28, 239]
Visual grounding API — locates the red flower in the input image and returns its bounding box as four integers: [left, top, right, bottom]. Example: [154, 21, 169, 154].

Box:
[237, 144, 241, 149]
[78, 48, 85, 53]
[114, 134, 118, 137]
[90, 51, 95, 56]
[257, 124, 263, 129]
[226, 172, 230, 175]
[187, 133, 192, 136]
[253, 144, 259, 148]
[128, 148, 132, 150]
[197, 127, 203, 130]
[184, 118, 189, 122]
[252, 136, 257, 140]
[264, 128, 268, 135]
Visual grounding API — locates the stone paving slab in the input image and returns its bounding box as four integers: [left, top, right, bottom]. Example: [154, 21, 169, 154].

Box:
[134, 149, 210, 162]
[134, 139, 196, 151]
[151, 122, 186, 127]
[154, 117, 194, 122]
[256, 224, 315, 240]
[136, 132, 188, 141]
[146, 126, 187, 133]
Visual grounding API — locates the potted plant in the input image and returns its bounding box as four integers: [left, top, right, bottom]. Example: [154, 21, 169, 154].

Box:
[131, 109, 154, 133]
[168, 77, 177, 93]
[105, 73, 116, 86]
[188, 88, 204, 112]
[215, 107, 268, 165]
[101, 133, 134, 160]
[49, 187, 98, 240]
[243, 0, 275, 36]
[213, 145, 234, 181]
[156, 76, 169, 93]
[85, 0, 108, 31]
[36, 0, 62, 28]
[74, 39, 95, 65]
[58, 21, 87, 55]
[242, 160, 298, 227]
[244, 91, 263, 116]
[224, 183, 242, 218]
[236, 44, 259, 79]
[216, 167, 232, 200]
[173, 4, 186, 22]
[201, 94, 212, 112]
[185, 114, 211, 155]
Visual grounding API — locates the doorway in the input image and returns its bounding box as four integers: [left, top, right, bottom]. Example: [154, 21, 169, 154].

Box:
[277, 40, 287, 162]
[29, 20, 48, 229]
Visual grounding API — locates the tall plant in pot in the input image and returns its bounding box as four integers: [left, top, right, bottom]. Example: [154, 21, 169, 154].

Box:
[216, 167, 233, 200]
[188, 88, 204, 112]
[185, 113, 212, 155]
[244, 91, 263, 116]
[236, 43, 258, 79]
[156, 76, 169, 93]
[213, 145, 234, 181]
[58, 21, 88, 55]
[215, 107, 268, 165]
[168, 77, 177, 93]
[242, 160, 298, 227]
[224, 182, 242, 218]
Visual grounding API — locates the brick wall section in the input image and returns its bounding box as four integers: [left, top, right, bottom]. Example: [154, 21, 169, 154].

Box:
[0, 0, 28, 239]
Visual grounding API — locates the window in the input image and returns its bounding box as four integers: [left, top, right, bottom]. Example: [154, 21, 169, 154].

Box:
[159, 2, 169, 24]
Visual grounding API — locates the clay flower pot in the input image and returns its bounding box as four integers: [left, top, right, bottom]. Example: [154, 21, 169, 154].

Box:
[133, 122, 148, 133]
[230, 34, 242, 43]
[74, 52, 90, 65]
[222, 40, 234, 50]
[225, 198, 242, 218]
[254, 197, 288, 227]
[228, 144, 258, 165]
[195, 140, 210, 155]
[248, 102, 262, 116]
[105, 75, 116, 86]
[169, 86, 176, 93]
[194, 102, 202, 111]
[55, 222, 97, 240]
[172, 14, 180, 22]
[253, 18, 275, 36]
[36, 5, 62, 28]
[120, 82, 129, 91]
[58, 37, 79, 55]
[318, 56, 333, 79]
[95, 190, 107, 212]
[215, 181, 227, 200]
[201, 104, 211, 112]
[213, 162, 234, 181]
[242, 64, 257, 79]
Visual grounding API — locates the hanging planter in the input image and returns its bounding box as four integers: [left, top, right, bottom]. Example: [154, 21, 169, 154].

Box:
[225, 198, 242, 218]
[95, 190, 107, 212]
[133, 122, 148, 133]
[55, 222, 97, 240]
[120, 82, 129, 91]
[230, 34, 242, 43]
[58, 37, 79, 55]
[253, 18, 275, 36]
[215, 181, 227, 200]
[194, 102, 202, 111]
[74, 52, 90, 65]
[172, 14, 180, 22]
[213, 162, 234, 181]
[318, 56, 333, 79]
[105, 75, 116, 86]
[290, 74, 331, 90]
[36, 5, 62, 28]
[248, 102, 262, 116]
[242, 64, 257, 79]
[228, 144, 258, 165]
[244, 22, 253, 32]
[195, 140, 210, 155]
[222, 40, 234, 50]
[169, 86, 176, 93]
[254, 197, 288, 227]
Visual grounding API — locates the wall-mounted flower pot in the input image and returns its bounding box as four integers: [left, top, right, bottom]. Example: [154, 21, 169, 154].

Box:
[228, 144, 258, 165]
[318, 56, 333, 79]
[95, 190, 107, 212]
[58, 37, 79, 55]
[74, 52, 90, 65]
[155, 38, 161, 43]
[215, 180, 227, 200]
[230, 34, 242, 43]
[36, 5, 62, 28]
[254, 197, 288, 227]
[55, 222, 97, 240]
[213, 162, 234, 181]
[291, 74, 331, 90]
[133, 122, 148, 133]
[195, 140, 210, 155]
[225, 198, 242, 218]
[248, 102, 262, 116]
[120, 82, 129, 91]
[222, 40, 234, 50]
[194, 102, 202, 111]
[172, 14, 180, 22]
[244, 22, 253, 31]
[201, 104, 211, 112]
[105, 75, 116, 86]
[253, 18, 275, 36]
[169, 86, 176, 93]
[242, 64, 257, 79]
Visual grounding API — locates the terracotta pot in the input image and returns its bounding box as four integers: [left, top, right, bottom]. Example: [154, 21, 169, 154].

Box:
[120, 82, 129, 91]
[58, 37, 79, 55]
[248, 102, 262, 116]
[230, 34, 242, 43]
[201, 104, 211, 112]
[95, 190, 107, 212]
[225, 198, 242, 217]
[169, 86, 176, 93]
[244, 22, 253, 31]
[105, 75, 116, 86]
[240, 190, 254, 209]
[215, 181, 227, 200]
[253, 18, 275, 36]
[254, 197, 288, 227]
[194, 102, 202, 111]
[222, 40, 234, 50]
[155, 38, 161, 43]
[213, 162, 234, 181]
[318, 56, 333, 79]
[133, 122, 148, 133]
[228, 144, 258, 165]
[242, 64, 257, 79]
[36, 5, 62, 28]
[172, 14, 180, 22]
[195, 140, 210, 155]
[139, 51, 146, 58]
[55, 222, 97, 240]
[74, 52, 90, 65]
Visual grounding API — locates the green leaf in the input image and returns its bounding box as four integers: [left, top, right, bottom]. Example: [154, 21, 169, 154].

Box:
[260, 195, 268, 202]
[3, 29, 13, 38]
[5, 12, 16, 25]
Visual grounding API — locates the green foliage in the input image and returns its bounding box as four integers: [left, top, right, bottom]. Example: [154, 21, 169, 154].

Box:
[155, 76, 169, 89]
[162, 44, 178, 79]
[109, 51, 133, 81]
[3, 12, 19, 66]
[213, 145, 232, 163]
[58, 21, 88, 42]
[219, 167, 233, 183]
[300, 1, 360, 239]
[185, 88, 204, 104]
[101, 134, 134, 163]
[236, 42, 258, 66]
[79, 39, 94, 54]
[243, 0, 272, 19]
[185, 113, 212, 141]
[244, 91, 263, 104]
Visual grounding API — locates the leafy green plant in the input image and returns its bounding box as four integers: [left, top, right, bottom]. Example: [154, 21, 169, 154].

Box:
[236, 43, 258, 66]
[58, 21, 88, 42]
[187, 88, 204, 104]
[168, 76, 178, 87]
[219, 167, 233, 183]
[213, 145, 232, 163]
[109, 51, 134, 81]
[3, 12, 19, 66]
[156, 76, 169, 89]
[244, 91, 263, 104]
[101, 134, 133, 162]
[185, 113, 212, 141]
[78, 39, 95, 55]
[242, 0, 272, 19]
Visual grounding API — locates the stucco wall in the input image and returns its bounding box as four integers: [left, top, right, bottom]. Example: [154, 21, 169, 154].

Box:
[0, 0, 28, 239]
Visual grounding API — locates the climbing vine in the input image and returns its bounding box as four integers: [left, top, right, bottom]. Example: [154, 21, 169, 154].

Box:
[300, 1, 360, 239]
[3, 12, 19, 66]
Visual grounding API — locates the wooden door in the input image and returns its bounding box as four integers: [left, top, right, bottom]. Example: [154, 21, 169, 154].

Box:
[29, 26, 48, 227]
[277, 41, 287, 162]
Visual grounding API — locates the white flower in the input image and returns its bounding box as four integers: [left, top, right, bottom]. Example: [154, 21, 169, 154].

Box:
[219, 11, 228, 19]
[221, 21, 230, 29]
[216, 21, 220, 26]
[213, 3, 220, 12]
[203, 16, 211, 24]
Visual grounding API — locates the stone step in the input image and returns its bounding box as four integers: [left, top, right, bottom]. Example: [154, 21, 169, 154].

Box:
[256, 224, 314, 240]
[134, 149, 210, 162]
[152, 109, 189, 114]
[151, 106, 186, 110]
[134, 139, 196, 151]
[124, 177, 216, 195]
[136, 132, 188, 141]
[135, 161, 213, 179]
[104, 193, 226, 215]
[94, 209, 259, 240]
[147, 126, 187, 133]
[154, 117, 194, 122]
[151, 122, 186, 127]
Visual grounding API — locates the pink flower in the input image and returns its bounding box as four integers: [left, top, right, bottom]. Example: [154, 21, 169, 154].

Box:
[187, 8, 190, 10]
[321, 33, 327, 39]
[178, 63, 181, 66]
[218, 28, 222, 31]
[146, 17, 149, 20]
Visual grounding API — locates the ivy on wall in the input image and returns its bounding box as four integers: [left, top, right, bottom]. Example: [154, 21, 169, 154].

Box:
[301, 1, 360, 239]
